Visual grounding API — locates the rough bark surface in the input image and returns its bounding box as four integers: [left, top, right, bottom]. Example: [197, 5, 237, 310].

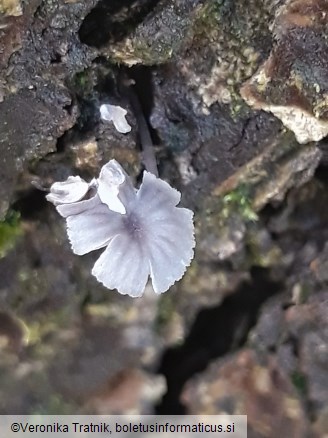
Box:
[0, 1, 327, 435]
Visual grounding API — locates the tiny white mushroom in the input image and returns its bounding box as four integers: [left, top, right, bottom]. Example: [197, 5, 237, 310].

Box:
[47, 160, 195, 297]
[46, 176, 89, 205]
[100, 104, 132, 134]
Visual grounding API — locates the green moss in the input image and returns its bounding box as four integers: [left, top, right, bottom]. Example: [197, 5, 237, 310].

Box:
[222, 185, 258, 222]
[0, 210, 23, 258]
[290, 370, 307, 396]
[71, 70, 94, 96]
[75, 71, 88, 88]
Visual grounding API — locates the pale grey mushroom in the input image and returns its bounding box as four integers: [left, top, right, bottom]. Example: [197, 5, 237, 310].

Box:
[45, 176, 89, 205]
[47, 160, 195, 297]
[100, 104, 132, 134]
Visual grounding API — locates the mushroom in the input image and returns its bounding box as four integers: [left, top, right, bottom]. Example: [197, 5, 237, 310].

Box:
[47, 160, 195, 297]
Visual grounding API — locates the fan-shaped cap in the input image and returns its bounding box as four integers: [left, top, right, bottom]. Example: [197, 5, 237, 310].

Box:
[47, 160, 195, 297]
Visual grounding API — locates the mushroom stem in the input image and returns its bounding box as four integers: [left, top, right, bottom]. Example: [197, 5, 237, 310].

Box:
[119, 75, 159, 177]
